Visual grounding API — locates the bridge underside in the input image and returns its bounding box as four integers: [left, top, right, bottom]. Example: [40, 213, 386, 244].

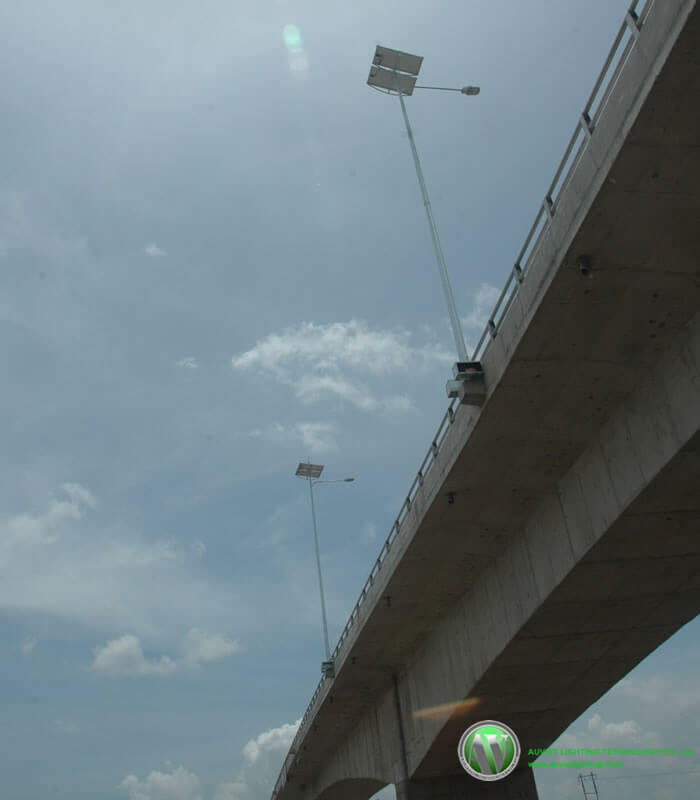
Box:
[416, 423, 700, 778]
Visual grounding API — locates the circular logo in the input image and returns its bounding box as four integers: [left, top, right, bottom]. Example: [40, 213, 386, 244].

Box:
[458, 720, 521, 781]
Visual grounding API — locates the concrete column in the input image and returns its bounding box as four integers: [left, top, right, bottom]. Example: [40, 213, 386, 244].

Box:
[395, 768, 538, 800]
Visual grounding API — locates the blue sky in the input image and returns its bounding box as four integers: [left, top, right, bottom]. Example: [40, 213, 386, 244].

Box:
[1, 1, 697, 798]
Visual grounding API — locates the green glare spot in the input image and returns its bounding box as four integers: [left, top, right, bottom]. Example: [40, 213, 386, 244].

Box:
[283, 24, 303, 53]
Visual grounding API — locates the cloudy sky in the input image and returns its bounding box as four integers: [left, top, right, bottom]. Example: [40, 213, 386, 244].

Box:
[1, 1, 697, 798]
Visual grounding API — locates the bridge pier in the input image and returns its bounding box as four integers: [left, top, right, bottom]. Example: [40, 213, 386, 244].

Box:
[395, 768, 538, 800]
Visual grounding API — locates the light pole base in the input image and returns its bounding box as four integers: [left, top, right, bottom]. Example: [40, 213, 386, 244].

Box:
[446, 361, 485, 403]
[321, 660, 335, 679]
[452, 361, 483, 380]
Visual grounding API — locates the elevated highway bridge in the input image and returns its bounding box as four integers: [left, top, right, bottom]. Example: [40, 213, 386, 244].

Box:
[272, 1, 700, 797]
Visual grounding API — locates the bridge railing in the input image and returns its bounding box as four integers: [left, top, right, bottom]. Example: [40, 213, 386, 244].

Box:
[270, 396, 460, 798]
[272, 1, 654, 795]
[470, 0, 653, 362]
[331, 396, 459, 657]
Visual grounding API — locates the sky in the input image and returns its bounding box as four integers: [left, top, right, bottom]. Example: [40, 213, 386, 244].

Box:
[0, 1, 697, 799]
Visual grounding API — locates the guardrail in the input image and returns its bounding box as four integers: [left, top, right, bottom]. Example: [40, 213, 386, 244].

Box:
[470, 0, 653, 362]
[272, 1, 653, 796]
[271, 397, 459, 799]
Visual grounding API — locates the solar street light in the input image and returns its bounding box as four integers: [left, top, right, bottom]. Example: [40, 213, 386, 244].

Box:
[295, 462, 355, 676]
[367, 45, 482, 396]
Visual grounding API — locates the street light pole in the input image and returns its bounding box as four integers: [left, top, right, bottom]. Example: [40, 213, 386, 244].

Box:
[367, 46, 485, 398]
[295, 462, 355, 678]
[396, 87, 468, 364]
[306, 474, 331, 662]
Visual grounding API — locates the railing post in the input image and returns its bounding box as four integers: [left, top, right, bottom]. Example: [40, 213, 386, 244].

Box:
[625, 9, 641, 40]
[580, 112, 593, 140]
[543, 194, 554, 220]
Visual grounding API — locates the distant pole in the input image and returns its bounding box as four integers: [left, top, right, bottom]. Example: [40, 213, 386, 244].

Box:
[295, 460, 355, 675]
[578, 772, 599, 799]
[307, 474, 331, 661]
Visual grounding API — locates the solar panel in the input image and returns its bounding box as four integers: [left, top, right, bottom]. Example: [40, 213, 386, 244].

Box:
[296, 462, 324, 478]
[367, 66, 417, 95]
[372, 45, 423, 76]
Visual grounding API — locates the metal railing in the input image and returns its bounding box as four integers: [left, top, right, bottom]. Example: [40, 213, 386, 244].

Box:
[330, 398, 458, 658]
[470, 0, 653, 362]
[271, 400, 459, 800]
[272, 2, 653, 795]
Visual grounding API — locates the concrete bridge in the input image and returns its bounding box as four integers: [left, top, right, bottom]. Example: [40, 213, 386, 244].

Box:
[272, 1, 700, 798]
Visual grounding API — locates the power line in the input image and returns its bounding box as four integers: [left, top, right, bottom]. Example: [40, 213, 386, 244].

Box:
[598, 768, 700, 780]
[560, 767, 700, 791]
[578, 772, 599, 798]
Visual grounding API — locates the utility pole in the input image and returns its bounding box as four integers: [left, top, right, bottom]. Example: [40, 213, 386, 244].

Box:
[578, 772, 600, 799]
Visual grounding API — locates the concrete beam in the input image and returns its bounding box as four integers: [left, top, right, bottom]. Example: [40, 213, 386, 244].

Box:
[396, 769, 537, 800]
[405, 315, 699, 777]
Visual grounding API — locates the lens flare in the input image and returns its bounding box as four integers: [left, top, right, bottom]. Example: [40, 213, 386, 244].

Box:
[412, 697, 481, 721]
[282, 24, 309, 78]
[282, 24, 302, 53]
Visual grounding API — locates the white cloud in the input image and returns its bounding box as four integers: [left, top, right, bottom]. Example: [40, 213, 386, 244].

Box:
[295, 373, 377, 410]
[612, 673, 700, 714]
[248, 422, 285, 440]
[121, 718, 302, 800]
[145, 242, 167, 257]
[232, 320, 451, 412]
[0, 482, 93, 564]
[460, 283, 501, 330]
[295, 422, 338, 453]
[180, 628, 240, 667]
[558, 711, 658, 747]
[0, 484, 240, 642]
[249, 421, 338, 454]
[587, 712, 643, 739]
[61, 482, 97, 509]
[93, 628, 239, 677]
[233, 717, 303, 799]
[20, 636, 37, 654]
[614, 675, 673, 703]
[553, 711, 659, 756]
[213, 783, 247, 800]
[176, 357, 199, 369]
[242, 719, 300, 764]
[382, 395, 414, 413]
[233, 319, 448, 374]
[93, 634, 178, 677]
[121, 765, 202, 800]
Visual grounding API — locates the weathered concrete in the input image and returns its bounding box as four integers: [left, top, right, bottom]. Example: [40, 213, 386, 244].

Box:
[272, 1, 699, 798]
[401, 316, 700, 779]
[302, 314, 699, 798]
